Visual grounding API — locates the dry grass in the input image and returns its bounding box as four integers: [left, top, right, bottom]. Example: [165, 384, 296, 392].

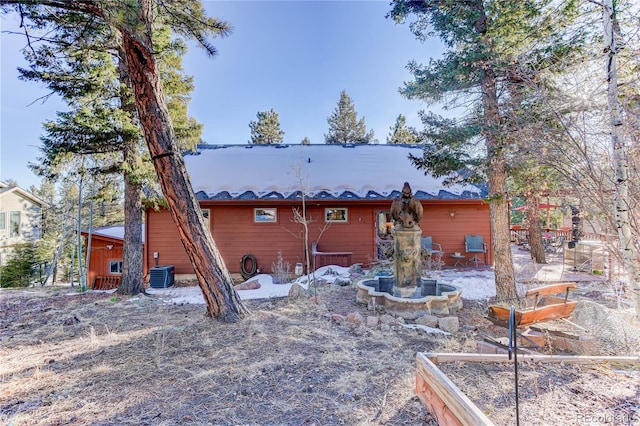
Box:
[1, 287, 434, 426]
[1, 285, 639, 425]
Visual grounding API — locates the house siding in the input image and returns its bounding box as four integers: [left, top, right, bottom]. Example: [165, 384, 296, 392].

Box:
[0, 190, 44, 264]
[145, 200, 491, 281]
[85, 236, 123, 287]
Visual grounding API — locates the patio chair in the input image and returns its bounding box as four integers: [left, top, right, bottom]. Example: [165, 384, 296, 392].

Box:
[421, 236, 443, 256]
[421, 236, 444, 272]
[465, 235, 487, 267]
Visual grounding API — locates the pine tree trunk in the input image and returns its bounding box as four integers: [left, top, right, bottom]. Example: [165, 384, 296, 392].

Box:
[119, 156, 145, 295]
[487, 154, 518, 301]
[474, 5, 517, 300]
[604, 0, 640, 317]
[473, 0, 517, 301]
[481, 65, 518, 302]
[527, 195, 546, 264]
[117, 45, 145, 296]
[118, 1, 249, 321]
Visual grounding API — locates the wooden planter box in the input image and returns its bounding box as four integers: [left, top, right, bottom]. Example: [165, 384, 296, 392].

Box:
[416, 352, 640, 425]
[487, 283, 578, 328]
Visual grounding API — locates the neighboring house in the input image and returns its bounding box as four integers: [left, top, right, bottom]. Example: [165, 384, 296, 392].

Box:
[144, 144, 492, 282]
[0, 181, 48, 264]
[80, 225, 145, 289]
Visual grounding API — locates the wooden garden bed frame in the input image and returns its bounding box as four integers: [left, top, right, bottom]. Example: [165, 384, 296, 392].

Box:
[416, 352, 640, 425]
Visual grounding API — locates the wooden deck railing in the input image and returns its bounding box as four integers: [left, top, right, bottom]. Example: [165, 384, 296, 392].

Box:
[511, 228, 605, 244]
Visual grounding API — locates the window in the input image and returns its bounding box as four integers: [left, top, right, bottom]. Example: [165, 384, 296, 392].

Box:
[109, 260, 123, 274]
[325, 208, 348, 223]
[0, 212, 5, 230]
[254, 208, 277, 223]
[201, 208, 211, 230]
[9, 211, 20, 237]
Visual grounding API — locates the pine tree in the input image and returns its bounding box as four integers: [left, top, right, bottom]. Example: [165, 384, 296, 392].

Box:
[387, 114, 417, 144]
[4, 0, 249, 322]
[17, 7, 201, 295]
[248, 109, 285, 144]
[325, 90, 374, 144]
[389, 0, 584, 301]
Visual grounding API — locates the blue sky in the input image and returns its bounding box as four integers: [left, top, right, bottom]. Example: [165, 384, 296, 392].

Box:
[1, 1, 443, 190]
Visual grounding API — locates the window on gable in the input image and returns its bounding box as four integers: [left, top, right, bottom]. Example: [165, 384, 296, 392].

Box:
[9, 211, 20, 237]
[0, 212, 5, 230]
[109, 260, 123, 274]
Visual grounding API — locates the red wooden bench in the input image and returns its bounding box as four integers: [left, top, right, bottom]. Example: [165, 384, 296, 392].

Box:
[312, 242, 353, 268]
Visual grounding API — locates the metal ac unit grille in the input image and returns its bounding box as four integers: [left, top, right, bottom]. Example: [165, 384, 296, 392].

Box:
[149, 265, 175, 288]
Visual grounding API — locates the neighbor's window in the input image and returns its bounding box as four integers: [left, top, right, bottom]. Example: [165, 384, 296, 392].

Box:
[0, 212, 5, 230]
[109, 260, 123, 274]
[325, 208, 348, 223]
[201, 208, 211, 230]
[9, 211, 20, 237]
[254, 208, 277, 223]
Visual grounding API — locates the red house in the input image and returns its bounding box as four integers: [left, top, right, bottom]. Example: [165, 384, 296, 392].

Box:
[81, 225, 145, 289]
[144, 144, 492, 283]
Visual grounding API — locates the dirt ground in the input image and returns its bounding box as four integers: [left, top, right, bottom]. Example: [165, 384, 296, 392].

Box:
[1, 282, 639, 426]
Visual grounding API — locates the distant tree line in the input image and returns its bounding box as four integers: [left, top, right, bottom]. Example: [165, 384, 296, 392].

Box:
[247, 90, 419, 145]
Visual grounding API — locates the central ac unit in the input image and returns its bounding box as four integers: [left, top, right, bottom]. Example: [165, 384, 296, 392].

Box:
[149, 265, 175, 288]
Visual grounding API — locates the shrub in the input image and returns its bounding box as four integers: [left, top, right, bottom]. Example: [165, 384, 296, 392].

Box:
[271, 250, 291, 284]
[0, 243, 39, 288]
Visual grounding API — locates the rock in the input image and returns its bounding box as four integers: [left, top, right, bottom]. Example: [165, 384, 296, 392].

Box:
[288, 283, 308, 299]
[366, 316, 379, 328]
[380, 324, 392, 332]
[379, 314, 397, 325]
[315, 278, 330, 287]
[438, 316, 460, 333]
[331, 314, 346, 323]
[430, 299, 450, 316]
[346, 312, 364, 326]
[333, 277, 351, 287]
[234, 280, 260, 290]
[349, 264, 363, 274]
[415, 314, 439, 328]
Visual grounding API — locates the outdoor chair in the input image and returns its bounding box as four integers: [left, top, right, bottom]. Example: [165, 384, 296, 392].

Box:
[421, 236, 443, 256]
[465, 235, 487, 267]
[421, 236, 444, 272]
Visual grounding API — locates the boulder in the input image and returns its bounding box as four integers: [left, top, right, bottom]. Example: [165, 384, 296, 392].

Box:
[366, 316, 379, 328]
[438, 316, 460, 333]
[288, 283, 308, 299]
[346, 312, 365, 326]
[415, 314, 439, 328]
